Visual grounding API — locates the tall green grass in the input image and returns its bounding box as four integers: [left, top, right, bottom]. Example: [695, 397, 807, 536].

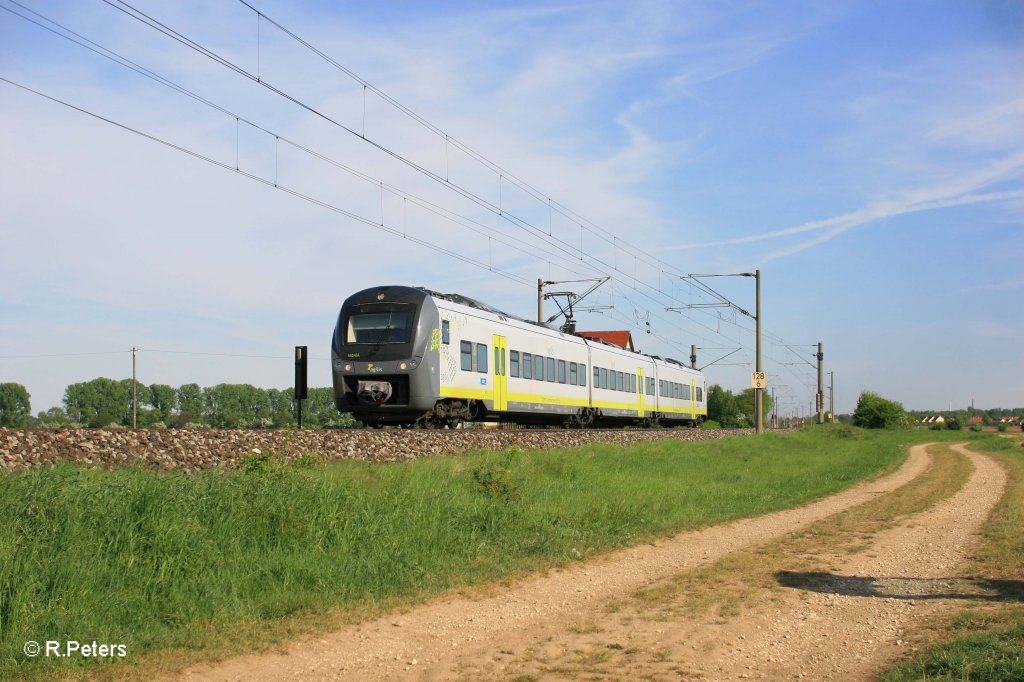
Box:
[1, 427, 913, 679]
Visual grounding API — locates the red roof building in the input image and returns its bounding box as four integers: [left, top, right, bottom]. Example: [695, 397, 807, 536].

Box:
[576, 330, 635, 352]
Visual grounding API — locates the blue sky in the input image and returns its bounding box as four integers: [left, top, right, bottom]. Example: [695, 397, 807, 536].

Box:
[1, 0, 1022, 417]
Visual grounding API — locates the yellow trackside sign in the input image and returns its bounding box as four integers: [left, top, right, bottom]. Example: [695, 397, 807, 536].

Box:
[751, 371, 767, 389]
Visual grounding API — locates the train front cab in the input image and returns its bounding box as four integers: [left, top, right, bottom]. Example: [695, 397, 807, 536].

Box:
[331, 286, 441, 425]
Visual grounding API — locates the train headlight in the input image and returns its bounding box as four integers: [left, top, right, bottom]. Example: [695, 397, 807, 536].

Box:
[343, 363, 353, 372]
[399, 362, 408, 370]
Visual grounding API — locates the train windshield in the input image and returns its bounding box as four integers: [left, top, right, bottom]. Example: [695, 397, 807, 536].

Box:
[346, 304, 413, 344]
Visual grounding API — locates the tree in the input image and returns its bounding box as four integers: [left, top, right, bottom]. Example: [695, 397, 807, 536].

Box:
[176, 383, 204, 426]
[852, 391, 908, 429]
[707, 384, 741, 427]
[267, 388, 296, 428]
[203, 384, 271, 428]
[302, 387, 360, 428]
[35, 406, 72, 427]
[0, 383, 31, 427]
[64, 378, 137, 427]
[148, 384, 178, 425]
[735, 388, 772, 427]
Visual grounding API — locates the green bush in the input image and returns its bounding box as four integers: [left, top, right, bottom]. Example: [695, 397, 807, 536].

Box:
[699, 419, 722, 429]
[998, 423, 1008, 432]
[969, 423, 983, 432]
[947, 418, 963, 431]
[852, 391, 909, 430]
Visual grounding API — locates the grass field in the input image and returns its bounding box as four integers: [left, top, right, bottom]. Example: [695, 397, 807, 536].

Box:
[0, 426, 992, 680]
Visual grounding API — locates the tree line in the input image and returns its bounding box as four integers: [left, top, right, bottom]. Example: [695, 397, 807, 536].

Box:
[0, 380, 357, 429]
[2, 379, 777, 429]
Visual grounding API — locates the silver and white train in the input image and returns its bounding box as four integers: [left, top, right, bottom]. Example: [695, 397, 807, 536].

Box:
[331, 285, 707, 428]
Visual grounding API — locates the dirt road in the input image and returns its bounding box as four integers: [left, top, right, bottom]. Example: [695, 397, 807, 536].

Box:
[180, 442, 1006, 681]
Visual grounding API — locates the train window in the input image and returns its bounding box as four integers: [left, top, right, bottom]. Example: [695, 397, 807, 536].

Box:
[347, 308, 411, 344]
[510, 351, 519, 378]
[535, 354, 544, 381]
[476, 344, 487, 373]
[683, 384, 691, 400]
[593, 366, 600, 387]
[523, 353, 533, 379]
[546, 357, 556, 383]
[599, 368, 607, 389]
[631, 374, 637, 394]
[659, 380, 665, 397]
[697, 387, 703, 402]
[460, 341, 472, 371]
[580, 365, 586, 387]
[569, 362, 577, 385]
[558, 360, 567, 384]
[441, 320, 450, 345]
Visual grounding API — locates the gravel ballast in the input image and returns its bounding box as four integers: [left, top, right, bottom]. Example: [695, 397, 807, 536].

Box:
[0, 427, 754, 471]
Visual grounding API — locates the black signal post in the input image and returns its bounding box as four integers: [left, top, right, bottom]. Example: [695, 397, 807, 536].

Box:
[295, 346, 308, 429]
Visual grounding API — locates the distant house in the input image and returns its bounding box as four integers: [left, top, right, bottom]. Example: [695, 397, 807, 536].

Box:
[921, 415, 945, 424]
[999, 416, 1022, 425]
[576, 330, 635, 352]
[968, 416, 984, 425]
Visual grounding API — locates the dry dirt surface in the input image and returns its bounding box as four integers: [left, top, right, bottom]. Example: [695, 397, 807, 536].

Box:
[178, 442, 1006, 682]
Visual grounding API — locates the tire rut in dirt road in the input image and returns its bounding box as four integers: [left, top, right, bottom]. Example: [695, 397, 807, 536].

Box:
[178, 445, 932, 681]
[488, 443, 1008, 682]
[694, 443, 1008, 681]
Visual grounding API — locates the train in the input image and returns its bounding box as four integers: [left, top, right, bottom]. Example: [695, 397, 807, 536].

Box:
[331, 285, 707, 428]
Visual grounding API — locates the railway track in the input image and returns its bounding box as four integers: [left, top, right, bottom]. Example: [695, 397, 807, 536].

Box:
[1, 426, 757, 472]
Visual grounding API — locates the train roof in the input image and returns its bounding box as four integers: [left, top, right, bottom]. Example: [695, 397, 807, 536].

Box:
[416, 286, 701, 374]
[417, 287, 558, 331]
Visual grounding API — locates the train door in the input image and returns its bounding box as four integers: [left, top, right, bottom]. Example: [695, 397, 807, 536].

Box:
[492, 334, 507, 412]
[637, 368, 645, 417]
[690, 378, 696, 421]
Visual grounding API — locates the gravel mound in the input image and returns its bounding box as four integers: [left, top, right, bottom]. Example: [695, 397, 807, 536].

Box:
[0, 427, 753, 472]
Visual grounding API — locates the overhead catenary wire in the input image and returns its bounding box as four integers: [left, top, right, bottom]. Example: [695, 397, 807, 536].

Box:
[2, 0, 766, 353]
[4, 2, 822, 405]
[94, 0, 779, 325]
[0, 76, 534, 289]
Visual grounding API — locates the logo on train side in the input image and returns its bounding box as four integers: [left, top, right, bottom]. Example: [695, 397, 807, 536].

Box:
[429, 328, 441, 352]
[480, 378, 487, 385]
[367, 363, 384, 374]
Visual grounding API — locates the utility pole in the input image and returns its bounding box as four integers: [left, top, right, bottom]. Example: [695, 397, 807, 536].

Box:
[132, 347, 138, 429]
[828, 371, 834, 423]
[755, 269, 763, 434]
[816, 342, 825, 424]
[665, 270, 762, 433]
